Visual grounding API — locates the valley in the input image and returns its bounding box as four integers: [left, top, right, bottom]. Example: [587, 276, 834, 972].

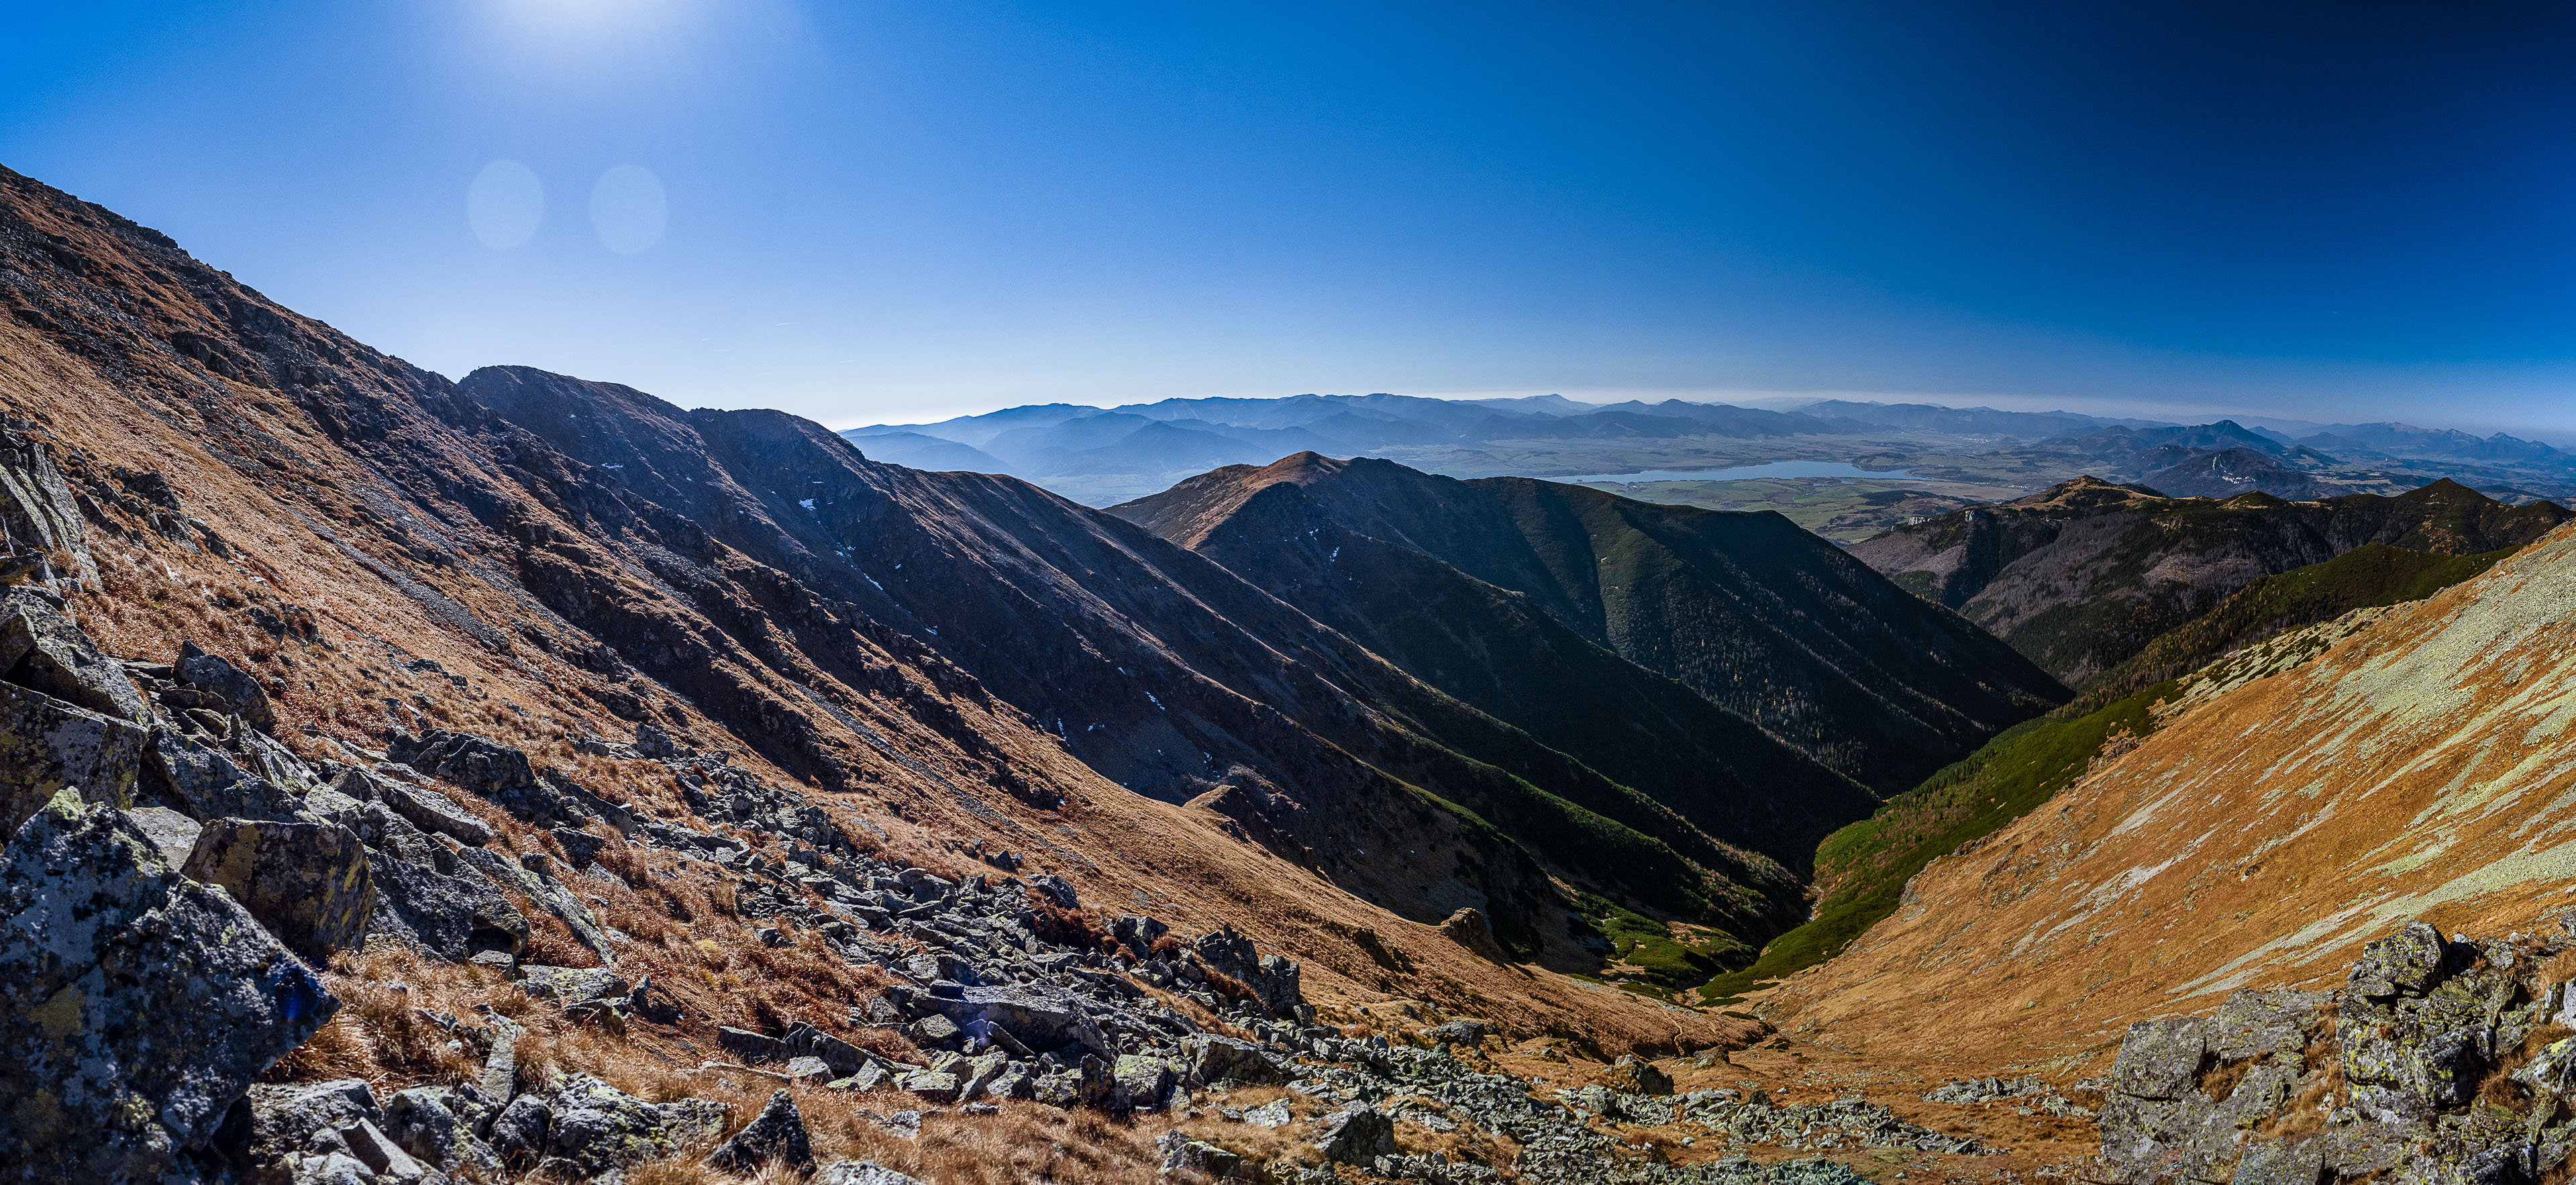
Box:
[13, 154, 2576, 1185]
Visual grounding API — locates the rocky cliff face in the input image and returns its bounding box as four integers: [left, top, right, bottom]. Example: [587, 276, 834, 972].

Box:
[1849, 474, 2568, 684]
[1114, 452, 2067, 796]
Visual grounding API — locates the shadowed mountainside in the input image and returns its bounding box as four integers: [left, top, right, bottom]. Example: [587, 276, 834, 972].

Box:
[1849, 474, 2569, 684]
[1111, 452, 2067, 796]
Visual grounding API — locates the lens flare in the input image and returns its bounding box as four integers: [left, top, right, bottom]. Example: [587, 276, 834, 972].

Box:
[590, 165, 667, 254]
[466, 160, 544, 249]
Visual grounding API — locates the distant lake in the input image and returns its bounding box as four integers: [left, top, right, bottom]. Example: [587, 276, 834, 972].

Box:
[1559, 460, 1921, 484]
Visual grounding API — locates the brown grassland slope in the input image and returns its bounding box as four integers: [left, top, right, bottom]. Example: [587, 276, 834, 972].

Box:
[1766, 517, 2576, 1078]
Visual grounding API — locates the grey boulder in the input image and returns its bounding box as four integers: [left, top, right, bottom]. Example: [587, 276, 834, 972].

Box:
[0, 790, 337, 1184]
[184, 817, 377, 958]
[0, 589, 148, 721]
[0, 679, 146, 835]
[706, 1088, 816, 1173]
[176, 641, 275, 733]
[1315, 1105, 1397, 1164]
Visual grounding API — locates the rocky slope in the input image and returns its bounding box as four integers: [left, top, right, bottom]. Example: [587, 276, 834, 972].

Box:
[1113, 452, 2066, 796]
[2090, 920, 2576, 1184]
[1849, 474, 2567, 684]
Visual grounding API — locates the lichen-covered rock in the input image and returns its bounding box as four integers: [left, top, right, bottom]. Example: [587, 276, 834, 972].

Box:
[183, 817, 377, 958]
[517, 964, 629, 1007]
[230, 1078, 407, 1185]
[707, 1089, 815, 1173]
[1113, 1053, 1176, 1111]
[0, 589, 147, 721]
[381, 1086, 497, 1175]
[2347, 921, 2448, 998]
[2110, 1017, 2206, 1100]
[0, 680, 144, 834]
[533, 1074, 727, 1178]
[0, 790, 337, 1182]
[815, 1162, 929, 1185]
[176, 641, 274, 733]
[2096, 922, 2576, 1184]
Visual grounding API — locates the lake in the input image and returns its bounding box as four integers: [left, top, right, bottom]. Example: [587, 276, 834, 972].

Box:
[1557, 460, 1921, 484]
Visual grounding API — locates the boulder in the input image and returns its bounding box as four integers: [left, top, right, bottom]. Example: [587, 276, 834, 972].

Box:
[1423, 1019, 1492, 1048]
[359, 816, 527, 962]
[0, 590, 148, 721]
[896, 1071, 962, 1103]
[232, 1079, 384, 1184]
[781, 1021, 868, 1078]
[531, 1074, 727, 1178]
[146, 726, 304, 823]
[549, 825, 605, 869]
[486, 1095, 550, 1168]
[0, 790, 336, 1183]
[356, 770, 491, 846]
[381, 1086, 493, 1174]
[517, 965, 629, 1008]
[451, 845, 617, 967]
[721, 1026, 789, 1063]
[1182, 1033, 1287, 1087]
[0, 680, 145, 835]
[1604, 1055, 1673, 1097]
[184, 817, 377, 958]
[706, 1089, 815, 1174]
[907, 1013, 961, 1047]
[1157, 1131, 1246, 1179]
[127, 803, 203, 866]
[176, 641, 274, 732]
[2347, 921, 2446, 998]
[917, 984, 1113, 1057]
[1112, 1053, 1175, 1111]
[815, 1163, 929, 1185]
[1315, 1106, 1396, 1164]
[387, 729, 537, 803]
[1193, 927, 1304, 1016]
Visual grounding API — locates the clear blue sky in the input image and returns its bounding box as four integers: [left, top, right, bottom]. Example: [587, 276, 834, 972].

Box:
[10, 1, 2576, 434]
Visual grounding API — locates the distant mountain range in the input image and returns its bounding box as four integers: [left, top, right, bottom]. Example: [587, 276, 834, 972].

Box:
[846, 394, 2576, 511]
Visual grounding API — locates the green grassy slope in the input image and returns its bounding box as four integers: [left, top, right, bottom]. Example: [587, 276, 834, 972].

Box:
[2068, 542, 2515, 712]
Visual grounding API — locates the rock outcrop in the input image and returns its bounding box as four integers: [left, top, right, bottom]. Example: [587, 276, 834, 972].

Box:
[2096, 920, 2576, 1183]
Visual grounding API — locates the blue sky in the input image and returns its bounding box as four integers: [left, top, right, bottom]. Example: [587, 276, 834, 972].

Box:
[10, 1, 2576, 435]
